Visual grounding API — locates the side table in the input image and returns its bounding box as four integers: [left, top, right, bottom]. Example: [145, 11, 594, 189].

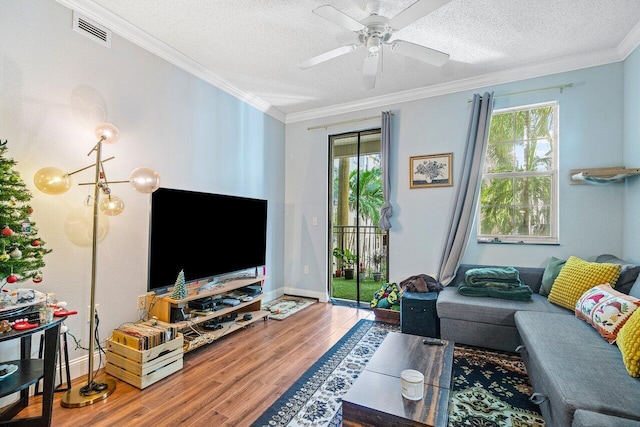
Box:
[35, 329, 71, 394]
[401, 291, 440, 338]
[0, 316, 65, 426]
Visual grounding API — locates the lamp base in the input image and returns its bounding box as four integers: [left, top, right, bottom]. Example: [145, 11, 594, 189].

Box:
[60, 378, 116, 408]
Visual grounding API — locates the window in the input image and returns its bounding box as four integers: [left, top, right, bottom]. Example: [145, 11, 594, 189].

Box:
[478, 102, 559, 244]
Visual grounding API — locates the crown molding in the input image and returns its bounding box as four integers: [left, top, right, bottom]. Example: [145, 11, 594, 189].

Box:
[56, 0, 640, 127]
[285, 49, 626, 124]
[56, 0, 286, 123]
[617, 19, 640, 59]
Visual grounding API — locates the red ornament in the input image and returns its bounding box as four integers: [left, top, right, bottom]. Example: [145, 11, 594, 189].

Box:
[7, 274, 18, 283]
[29, 207, 34, 214]
[31, 240, 40, 247]
[1, 227, 13, 237]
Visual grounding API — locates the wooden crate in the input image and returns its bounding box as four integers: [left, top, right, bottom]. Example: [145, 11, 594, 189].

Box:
[373, 308, 400, 324]
[105, 333, 184, 389]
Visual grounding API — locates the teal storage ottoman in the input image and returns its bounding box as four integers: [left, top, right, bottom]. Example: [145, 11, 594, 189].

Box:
[400, 291, 440, 338]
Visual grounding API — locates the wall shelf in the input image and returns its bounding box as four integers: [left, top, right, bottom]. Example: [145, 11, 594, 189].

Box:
[569, 167, 640, 184]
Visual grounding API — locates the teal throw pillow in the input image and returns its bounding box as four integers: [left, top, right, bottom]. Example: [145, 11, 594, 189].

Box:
[540, 257, 566, 296]
[630, 275, 640, 299]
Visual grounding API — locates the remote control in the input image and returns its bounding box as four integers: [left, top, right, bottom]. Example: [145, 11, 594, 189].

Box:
[422, 338, 445, 346]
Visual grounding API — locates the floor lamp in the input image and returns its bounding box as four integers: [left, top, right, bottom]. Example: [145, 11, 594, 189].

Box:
[34, 123, 160, 407]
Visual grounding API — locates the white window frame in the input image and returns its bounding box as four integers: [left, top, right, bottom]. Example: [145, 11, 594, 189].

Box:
[477, 101, 559, 244]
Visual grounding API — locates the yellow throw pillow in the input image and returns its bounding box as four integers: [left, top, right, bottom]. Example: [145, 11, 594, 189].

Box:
[617, 308, 640, 377]
[548, 256, 621, 310]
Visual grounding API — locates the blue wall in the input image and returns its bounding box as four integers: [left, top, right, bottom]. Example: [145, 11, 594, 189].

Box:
[285, 62, 629, 297]
[0, 0, 286, 369]
[624, 46, 640, 262]
[464, 64, 626, 266]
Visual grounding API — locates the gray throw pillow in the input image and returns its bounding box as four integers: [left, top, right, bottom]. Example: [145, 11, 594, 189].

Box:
[539, 256, 566, 297]
[594, 254, 640, 295]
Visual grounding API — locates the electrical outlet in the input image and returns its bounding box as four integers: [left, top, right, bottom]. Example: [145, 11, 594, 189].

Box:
[137, 295, 146, 310]
[304, 265, 309, 274]
[87, 304, 99, 323]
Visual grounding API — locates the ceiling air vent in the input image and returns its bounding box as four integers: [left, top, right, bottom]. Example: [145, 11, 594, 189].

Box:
[73, 11, 111, 48]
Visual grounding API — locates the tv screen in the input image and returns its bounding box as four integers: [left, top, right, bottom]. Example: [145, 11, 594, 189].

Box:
[147, 187, 267, 294]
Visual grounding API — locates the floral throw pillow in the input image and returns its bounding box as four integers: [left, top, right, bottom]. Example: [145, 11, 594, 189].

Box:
[575, 284, 640, 343]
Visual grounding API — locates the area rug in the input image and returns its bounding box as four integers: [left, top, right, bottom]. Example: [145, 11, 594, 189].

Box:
[449, 345, 545, 427]
[251, 319, 399, 426]
[253, 320, 545, 427]
[263, 295, 317, 320]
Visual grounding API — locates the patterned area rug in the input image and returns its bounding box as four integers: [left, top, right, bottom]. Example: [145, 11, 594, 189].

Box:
[263, 295, 317, 320]
[252, 320, 544, 427]
[449, 345, 545, 427]
[252, 319, 399, 426]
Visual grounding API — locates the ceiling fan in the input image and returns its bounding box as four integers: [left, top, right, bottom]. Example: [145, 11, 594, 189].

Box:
[299, 0, 451, 90]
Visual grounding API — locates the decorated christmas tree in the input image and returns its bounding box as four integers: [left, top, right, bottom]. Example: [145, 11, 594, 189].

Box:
[0, 140, 52, 290]
[171, 269, 187, 299]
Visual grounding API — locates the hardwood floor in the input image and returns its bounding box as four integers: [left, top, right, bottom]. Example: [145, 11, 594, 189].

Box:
[14, 302, 375, 426]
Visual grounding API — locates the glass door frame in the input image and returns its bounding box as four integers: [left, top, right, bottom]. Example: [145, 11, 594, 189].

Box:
[328, 128, 388, 308]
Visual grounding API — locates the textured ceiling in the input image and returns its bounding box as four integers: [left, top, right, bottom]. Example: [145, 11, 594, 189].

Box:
[65, 0, 640, 121]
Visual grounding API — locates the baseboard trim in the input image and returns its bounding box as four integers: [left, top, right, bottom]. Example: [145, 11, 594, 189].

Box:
[282, 287, 328, 303]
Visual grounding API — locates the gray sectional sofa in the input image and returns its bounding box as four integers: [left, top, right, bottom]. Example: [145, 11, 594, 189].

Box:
[436, 262, 640, 427]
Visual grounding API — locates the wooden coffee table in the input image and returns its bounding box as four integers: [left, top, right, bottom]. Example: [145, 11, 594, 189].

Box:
[342, 332, 454, 427]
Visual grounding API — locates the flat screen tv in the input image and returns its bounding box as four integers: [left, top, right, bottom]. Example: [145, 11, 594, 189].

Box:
[147, 187, 267, 294]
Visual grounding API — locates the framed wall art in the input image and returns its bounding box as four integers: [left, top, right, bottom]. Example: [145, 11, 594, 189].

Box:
[410, 153, 453, 188]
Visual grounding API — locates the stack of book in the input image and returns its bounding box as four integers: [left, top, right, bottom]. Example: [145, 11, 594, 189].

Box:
[111, 320, 178, 351]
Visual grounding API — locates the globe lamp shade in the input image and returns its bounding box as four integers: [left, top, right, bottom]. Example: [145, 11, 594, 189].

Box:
[95, 123, 120, 144]
[34, 167, 72, 195]
[129, 167, 161, 193]
[99, 195, 125, 216]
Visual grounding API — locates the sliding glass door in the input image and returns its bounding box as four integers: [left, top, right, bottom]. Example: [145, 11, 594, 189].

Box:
[329, 129, 388, 306]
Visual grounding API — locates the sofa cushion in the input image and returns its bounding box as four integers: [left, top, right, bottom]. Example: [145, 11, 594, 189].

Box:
[515, 311, 640, 425]
[437, 286, 567, 328]
[617, 308, 640, 377]
[572, 409, 640, 427]
[594, 254, 640, 295]
[548, 256, 621, 310]
[575, 284, 640, 343]
[539, 256, 566, 296]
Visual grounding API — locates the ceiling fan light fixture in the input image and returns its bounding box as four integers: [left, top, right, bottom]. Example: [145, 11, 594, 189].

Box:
[367, 35, 381, 53]
[302, 0, 453, 89]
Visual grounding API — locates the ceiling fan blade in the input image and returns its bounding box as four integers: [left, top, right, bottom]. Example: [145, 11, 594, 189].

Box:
[313, 5, 366, 32]
[388, 0, 451, 31]
[298, 44, 360, 69]
[362, 52, 380, 90]
[390, 40, 449, 66]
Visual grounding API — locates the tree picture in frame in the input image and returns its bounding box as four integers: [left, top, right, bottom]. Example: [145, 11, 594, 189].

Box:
[410, 153, 453, 188]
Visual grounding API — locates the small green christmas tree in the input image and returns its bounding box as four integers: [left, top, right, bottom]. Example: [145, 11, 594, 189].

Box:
[0, 140, 52, 289]
[171, 269, 187, 299]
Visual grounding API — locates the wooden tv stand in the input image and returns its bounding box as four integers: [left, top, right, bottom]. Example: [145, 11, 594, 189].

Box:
[145, 275, 269, 352]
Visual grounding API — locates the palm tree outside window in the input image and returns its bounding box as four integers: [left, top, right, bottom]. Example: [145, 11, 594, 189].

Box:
[478, 102, 559, 244]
